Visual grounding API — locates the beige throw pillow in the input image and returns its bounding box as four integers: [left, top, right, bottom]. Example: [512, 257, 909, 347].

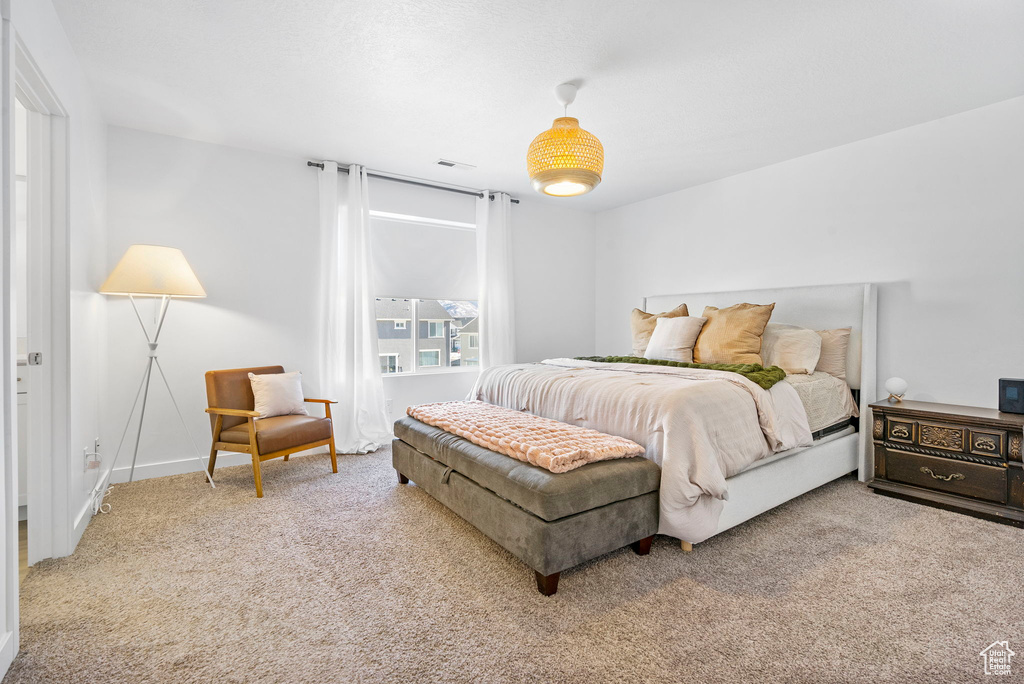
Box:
[693, 302, 775, 365]
[815, 328, 852, 379]
[643, 316, 707, 363]
[761, 323, 822, 374]
[630, 304, 688, 356]
[249, 371, 309, 419]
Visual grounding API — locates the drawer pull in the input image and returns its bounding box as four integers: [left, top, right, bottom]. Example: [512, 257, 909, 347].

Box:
[975, 437, 997, 452]
[891, 425, 910, 438]
[920, 466, 965, 482]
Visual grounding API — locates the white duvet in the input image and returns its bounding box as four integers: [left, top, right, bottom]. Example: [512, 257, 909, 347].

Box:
[471, 358, 812, 543]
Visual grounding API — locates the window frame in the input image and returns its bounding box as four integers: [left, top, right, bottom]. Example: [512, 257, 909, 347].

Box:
[375, 297, 480, 376]
[394, 320, 407, 330]
[418, 349, 441, 367]
[379, 353, 400, 374]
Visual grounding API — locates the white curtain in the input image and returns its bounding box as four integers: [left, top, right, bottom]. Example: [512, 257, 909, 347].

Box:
[475, 192, 516, 368]
[318, 162, 391, 452]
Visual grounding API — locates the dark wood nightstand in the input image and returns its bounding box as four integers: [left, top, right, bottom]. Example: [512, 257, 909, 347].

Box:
[869, 400, 1024, 527]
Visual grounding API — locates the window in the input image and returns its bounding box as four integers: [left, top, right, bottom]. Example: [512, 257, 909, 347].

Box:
[418, 350, 440, 367]
[379, 354, 399, 374]
[375, 298, 479, 374]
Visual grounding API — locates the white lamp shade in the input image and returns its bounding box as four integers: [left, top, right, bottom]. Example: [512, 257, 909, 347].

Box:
[100, 245, 206, 298]
[885, 377, 908, 397]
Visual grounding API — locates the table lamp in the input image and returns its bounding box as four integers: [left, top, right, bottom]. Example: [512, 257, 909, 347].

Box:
[100, 245, 214, 486]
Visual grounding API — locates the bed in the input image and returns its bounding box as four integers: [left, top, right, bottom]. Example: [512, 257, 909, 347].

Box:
[472, 283, 877, 548]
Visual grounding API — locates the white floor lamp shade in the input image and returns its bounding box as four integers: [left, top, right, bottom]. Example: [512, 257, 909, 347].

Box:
[100, 244, 206, 297]
[101, 244, 213, 487]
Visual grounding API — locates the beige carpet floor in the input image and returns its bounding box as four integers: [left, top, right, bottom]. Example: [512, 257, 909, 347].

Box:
[5, 446, 1023, 683]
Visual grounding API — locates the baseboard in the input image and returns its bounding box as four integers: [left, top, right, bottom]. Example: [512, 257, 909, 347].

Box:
[0, 629, 15, 679]
[109, 448, 327, 483]
[109, 453, 247, 483]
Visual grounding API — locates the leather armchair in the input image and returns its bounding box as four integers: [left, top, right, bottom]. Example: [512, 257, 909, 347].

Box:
[204, 366, 337, 497]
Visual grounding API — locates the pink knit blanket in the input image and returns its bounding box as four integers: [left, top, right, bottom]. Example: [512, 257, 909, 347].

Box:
[407, 400, 645, 473]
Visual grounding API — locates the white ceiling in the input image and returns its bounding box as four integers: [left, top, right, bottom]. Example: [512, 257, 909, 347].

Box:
[51, 0, 1024, 211]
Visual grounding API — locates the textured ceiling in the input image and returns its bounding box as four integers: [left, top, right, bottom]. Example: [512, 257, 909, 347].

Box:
[51, 0, 1024, 211]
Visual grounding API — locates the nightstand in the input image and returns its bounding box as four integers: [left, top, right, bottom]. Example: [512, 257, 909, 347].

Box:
[868, 400, 1024, 527]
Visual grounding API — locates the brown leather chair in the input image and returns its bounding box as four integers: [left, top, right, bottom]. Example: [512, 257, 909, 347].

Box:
[205, 366, 337, 497]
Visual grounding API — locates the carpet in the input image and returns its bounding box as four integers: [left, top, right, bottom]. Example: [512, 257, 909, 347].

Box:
[5, 446, 1023, 683]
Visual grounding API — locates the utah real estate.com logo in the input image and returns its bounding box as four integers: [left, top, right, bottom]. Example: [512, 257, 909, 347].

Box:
[980, 641, 1015, 676]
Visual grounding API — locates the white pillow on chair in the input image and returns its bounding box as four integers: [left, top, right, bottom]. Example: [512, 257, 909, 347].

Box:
[249, 371, 309, 419]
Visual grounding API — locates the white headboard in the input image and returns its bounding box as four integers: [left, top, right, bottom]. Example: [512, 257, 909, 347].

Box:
[644, 283, 877, 478]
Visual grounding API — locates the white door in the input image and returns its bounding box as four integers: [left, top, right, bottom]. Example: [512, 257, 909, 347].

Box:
[20, 100, 54, 566]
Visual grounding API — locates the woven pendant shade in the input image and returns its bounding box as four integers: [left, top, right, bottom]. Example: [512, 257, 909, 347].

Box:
[527, 117, 604, 197]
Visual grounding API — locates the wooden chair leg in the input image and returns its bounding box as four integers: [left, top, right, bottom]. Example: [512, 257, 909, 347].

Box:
[324, 403, 338, 474]
[207, 446, 218, 478]
[631, 535, 654, 556]
[681, 541, 693, 553]
[535, 571, 560, 596]
[247, 418, 263, 498]
[251, 454, 264, 498]
[283, 454, 289, 462]
[397, 471, 409, 484]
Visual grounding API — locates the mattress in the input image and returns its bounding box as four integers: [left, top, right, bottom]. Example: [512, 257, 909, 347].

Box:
[783, 371, 860, 433]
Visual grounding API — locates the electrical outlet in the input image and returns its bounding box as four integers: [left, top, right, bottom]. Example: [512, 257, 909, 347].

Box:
[386, 399, 394, 415]
[84, 441, 101, 471]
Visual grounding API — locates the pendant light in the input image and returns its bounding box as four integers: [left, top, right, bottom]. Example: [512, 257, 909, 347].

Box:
[527, 83, 604, 197]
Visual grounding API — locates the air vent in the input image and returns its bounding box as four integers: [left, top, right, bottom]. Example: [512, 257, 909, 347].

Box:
[435, 159, 476, 170]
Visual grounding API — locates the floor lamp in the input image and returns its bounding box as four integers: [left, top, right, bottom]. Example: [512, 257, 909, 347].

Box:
[101, 245, 215, 487]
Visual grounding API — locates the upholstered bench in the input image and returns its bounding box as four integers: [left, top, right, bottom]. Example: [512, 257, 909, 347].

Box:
[392, 416, 661, 596]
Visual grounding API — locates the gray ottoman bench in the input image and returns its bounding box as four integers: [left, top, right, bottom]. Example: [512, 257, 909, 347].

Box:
[392, 416, 661, 596]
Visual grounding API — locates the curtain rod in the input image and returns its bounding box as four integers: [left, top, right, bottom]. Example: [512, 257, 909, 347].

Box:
[307, 161, 520, 204]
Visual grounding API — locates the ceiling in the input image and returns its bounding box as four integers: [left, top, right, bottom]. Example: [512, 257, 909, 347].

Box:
[51, 0, 1024, 211]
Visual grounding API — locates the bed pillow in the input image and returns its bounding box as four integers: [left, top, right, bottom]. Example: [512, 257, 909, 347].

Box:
[815, 328, 852, 379]
[249, 371, 309, 419]
[693, 302, 775, 365]
[761, 323, 822, 374]
[643, 316, 707, 363]
[630, 303, 688, 357]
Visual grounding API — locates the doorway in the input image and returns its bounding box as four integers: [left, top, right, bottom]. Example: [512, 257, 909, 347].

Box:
[11, 42, 72, 570]
[13, 96, 28, 582]
[12, 90, 57, 578]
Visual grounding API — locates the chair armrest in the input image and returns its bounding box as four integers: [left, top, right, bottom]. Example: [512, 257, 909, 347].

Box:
[205, 407, 260, 418]
[303, 398, 338, 404]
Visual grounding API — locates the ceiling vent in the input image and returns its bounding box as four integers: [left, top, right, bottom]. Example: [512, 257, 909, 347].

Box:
[435, 159, 476, 170]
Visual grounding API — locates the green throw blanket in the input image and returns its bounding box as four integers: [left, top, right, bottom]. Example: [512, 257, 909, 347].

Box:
[573, 356, 787, 390]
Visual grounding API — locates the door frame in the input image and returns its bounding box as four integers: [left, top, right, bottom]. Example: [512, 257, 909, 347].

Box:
[12, 19, 70, 564]
[0, 13, 72, 672]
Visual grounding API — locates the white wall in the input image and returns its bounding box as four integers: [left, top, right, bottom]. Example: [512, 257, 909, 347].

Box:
[595, 96, 1024, 408]
[8, 0, 107, 554]
[104, 127, 596, 477]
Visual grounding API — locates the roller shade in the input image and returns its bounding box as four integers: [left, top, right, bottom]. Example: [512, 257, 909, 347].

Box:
[370, 216, 478, 301]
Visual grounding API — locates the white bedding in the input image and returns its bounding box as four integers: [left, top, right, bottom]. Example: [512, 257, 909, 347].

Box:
[783, 371, 860, 433]
[472, 358, 812, 543]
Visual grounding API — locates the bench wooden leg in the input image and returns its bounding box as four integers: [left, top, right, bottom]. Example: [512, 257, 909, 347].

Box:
[283, 454, 289, 462]
[397, 471, 409, 485]
[681, 541, 693, 553]
[535, 571, 560, 596]
[251, 453, 264, 498]
[207, 446, 218, 479]
[631, 535, 654, 556]
[328, 436, 338, 474]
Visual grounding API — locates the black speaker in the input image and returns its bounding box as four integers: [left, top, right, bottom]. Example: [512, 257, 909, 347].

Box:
[999, 378, 1024, 414]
